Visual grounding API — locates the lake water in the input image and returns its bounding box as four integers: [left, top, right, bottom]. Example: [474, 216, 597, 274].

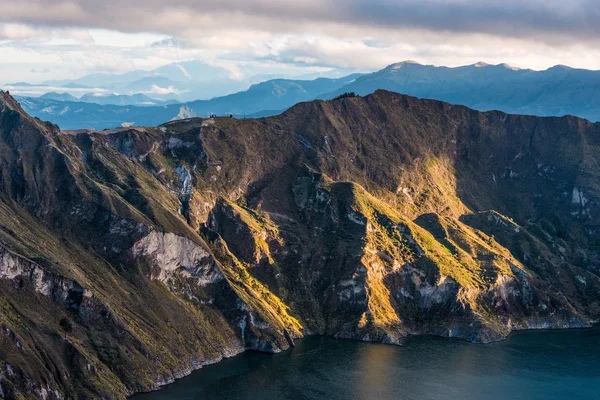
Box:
[135, 327, 600, 400]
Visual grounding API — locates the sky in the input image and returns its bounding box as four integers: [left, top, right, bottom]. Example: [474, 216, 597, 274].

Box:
[1, 0, 600, 83]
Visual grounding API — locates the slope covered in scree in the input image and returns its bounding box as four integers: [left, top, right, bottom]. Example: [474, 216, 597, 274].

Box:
[0, 89, 599, 398]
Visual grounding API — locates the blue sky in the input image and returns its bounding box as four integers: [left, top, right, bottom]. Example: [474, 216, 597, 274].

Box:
[1, 0, 599, 83]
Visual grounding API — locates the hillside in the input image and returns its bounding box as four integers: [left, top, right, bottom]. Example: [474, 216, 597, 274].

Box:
[0, 89, 599, 399]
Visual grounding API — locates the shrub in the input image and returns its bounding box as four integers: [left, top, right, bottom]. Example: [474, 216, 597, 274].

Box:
[332, 92, 359, 100]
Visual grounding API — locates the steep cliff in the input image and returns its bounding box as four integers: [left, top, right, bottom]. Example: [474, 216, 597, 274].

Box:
[0, 89, 599, 398]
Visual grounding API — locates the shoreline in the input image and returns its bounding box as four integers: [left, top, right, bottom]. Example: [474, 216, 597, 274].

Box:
[130, 322, 596, 398]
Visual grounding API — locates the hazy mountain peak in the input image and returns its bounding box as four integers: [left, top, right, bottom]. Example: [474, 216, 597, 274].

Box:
[550, 64, 574, 70]
[386, 60, 422, 70]
[40, 92, 79, 102]
[499, 63, 520, 70]
[473, 61, 519, 70]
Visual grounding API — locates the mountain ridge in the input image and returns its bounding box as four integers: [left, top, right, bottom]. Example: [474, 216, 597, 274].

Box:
[0, 89, 599, 399]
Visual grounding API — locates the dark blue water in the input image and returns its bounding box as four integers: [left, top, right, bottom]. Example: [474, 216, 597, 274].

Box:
[135, 327, 600, 400]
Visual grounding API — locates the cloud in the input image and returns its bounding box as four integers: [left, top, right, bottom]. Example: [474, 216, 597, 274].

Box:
[0, 23, 93, 43]
[1, 1, 599, 45]
[0, 23, 43, 40]
[148, 84, 180, 95]
[1, 83, 108, 97]
[2, 0, 600, 84]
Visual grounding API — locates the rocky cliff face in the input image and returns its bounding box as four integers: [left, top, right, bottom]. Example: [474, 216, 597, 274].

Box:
[0, 89, 599, 398]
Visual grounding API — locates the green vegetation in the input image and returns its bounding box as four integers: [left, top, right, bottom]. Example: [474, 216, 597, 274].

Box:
[332, 92, 359, 100]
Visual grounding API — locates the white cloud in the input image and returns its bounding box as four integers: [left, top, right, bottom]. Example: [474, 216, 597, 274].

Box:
[149, 85, 180, 95]
[88, 29, 167, 48]
[2, 84, 108, 97]
[2, 1, 600, 84]
[0, 23, 94, 43]
[2, 0, 599, 45]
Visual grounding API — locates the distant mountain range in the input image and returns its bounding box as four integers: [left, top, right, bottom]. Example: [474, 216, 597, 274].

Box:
[39, 92, 177, 106]
[3, 59, 357, 104]
[41, 60, 247, 102]
[8, 60, 600, 130]
[319, 61, 600, 121]
[13, 74, 363, 129]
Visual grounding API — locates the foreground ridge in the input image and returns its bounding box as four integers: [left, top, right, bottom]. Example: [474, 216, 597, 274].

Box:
[0, 89, 598, 398]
